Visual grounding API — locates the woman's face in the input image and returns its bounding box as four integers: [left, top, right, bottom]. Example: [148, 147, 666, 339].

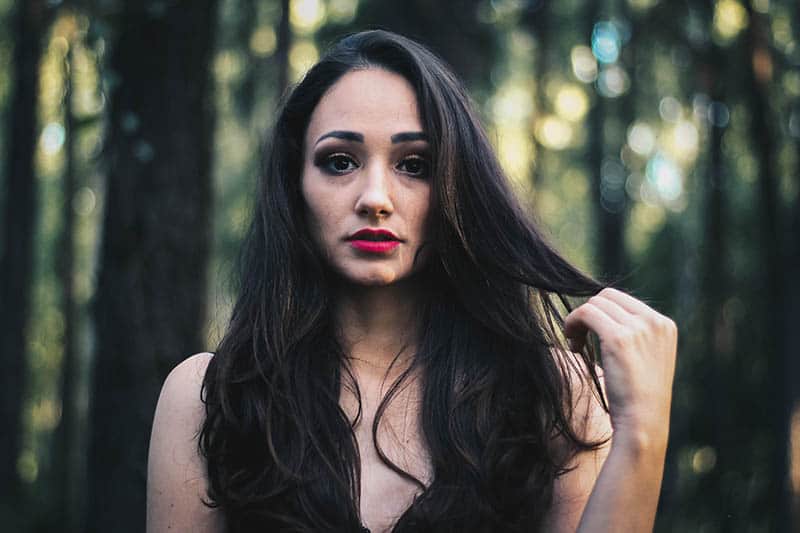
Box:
[301, 68, 432, 286]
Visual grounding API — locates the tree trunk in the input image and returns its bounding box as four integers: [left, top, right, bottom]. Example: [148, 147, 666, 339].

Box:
[87, 1, 218, 531]
[0, 1, 49, 527]
[789, 112, 800, 533]
[788, 5, 800, 528]
[276, 0, 291, 96]
[743, 2, 790, 531]
[703, 36, 730, 533]
[521, 1, 549, 192]
[234, 0, 258, 119]
[584, 2, 620, 281]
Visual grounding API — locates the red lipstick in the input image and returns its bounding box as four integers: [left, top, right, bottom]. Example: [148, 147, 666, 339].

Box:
[346, 228, 402, 254]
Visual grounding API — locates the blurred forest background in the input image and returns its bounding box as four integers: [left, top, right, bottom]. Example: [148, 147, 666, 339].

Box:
[0, 0, 798, 531]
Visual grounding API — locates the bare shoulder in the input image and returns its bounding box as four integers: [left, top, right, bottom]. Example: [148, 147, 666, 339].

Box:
[542, 353, 613, 532]
[565, 361, 613, 445]
[163, 352, 214, 401]
[147, 352, 223, 533]
[150, 352, 213, 443]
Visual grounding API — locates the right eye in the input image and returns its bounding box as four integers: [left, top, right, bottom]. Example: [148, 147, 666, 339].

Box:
[317, 153, 358, 175]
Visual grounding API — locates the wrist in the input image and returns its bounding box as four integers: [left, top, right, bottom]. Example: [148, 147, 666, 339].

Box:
[611, 423, 669, 458]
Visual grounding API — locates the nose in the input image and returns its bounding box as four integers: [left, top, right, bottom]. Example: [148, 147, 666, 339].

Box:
[354, 162, 394, 219]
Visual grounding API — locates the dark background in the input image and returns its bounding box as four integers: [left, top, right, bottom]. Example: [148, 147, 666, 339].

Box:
[0, 0, 798, 531]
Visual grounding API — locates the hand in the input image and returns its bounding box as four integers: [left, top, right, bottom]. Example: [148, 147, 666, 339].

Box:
[564, 288, 678, 450]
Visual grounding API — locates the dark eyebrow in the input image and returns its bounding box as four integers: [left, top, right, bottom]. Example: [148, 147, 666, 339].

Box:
[315, 130, 364, 145]
[314, 130, 428, 146]
[391, 131, 428, 143]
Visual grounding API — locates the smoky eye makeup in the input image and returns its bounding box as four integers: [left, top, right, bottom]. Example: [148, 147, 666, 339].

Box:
[313, 151, 360, 175]
[396, 155, 430, 178]
[310, 144, 432, 178]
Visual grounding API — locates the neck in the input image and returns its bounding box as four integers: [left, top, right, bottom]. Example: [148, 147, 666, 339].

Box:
[333, 279, 424, 374]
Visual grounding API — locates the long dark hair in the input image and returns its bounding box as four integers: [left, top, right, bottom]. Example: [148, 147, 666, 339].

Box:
[200, 29, 608, 532]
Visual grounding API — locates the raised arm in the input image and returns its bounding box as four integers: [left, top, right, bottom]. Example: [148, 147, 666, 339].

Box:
[544, 288, 677, 532]
[147, 352, 224, 533]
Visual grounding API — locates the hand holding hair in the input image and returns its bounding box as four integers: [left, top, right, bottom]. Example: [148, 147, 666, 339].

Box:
[564, 287, 677, 447]
[563, 287, 678, 532]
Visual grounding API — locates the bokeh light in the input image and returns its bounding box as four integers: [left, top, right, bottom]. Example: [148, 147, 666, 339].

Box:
[250, 26, 277, 57]
[327, 0, 358, 24]
[73, 186, 97, 216]
[535, 115, 573, 150]
[691, 446, 717, 474]
[600, 157, 627, 213]
[782, 71, 800, 97]
[627, 122, 656, 156]
[290, 0, 326, 34]
[597, 65, 630, 98]
[571, 45, 598, 83]
[591, 22, 622, 64]
[645, 152, 684, 206]
[670, 120, 700, 162]
[554, 84, 589, 122]
[495, 125, 534, 188]
[491, 82, 534, 124]
[40, 122, 65, 155]
[708, 102, 731, 128]
[713, 0, 749, 43]
[289, 39, 319, 80]
[659, 96, 682, 122]
[214, 49, 244, 83]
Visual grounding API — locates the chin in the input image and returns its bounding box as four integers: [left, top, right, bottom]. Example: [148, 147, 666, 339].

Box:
[352, 271, 400, 286]
[336, 264, 406, 286]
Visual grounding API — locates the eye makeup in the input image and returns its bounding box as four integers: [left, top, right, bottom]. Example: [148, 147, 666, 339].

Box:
[396, 155, 429, 178]
[314, 152, 359, 175]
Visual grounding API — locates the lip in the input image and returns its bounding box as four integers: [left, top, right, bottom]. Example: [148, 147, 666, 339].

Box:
[346, 228, 402, 254]
[347, 228, 402, 241]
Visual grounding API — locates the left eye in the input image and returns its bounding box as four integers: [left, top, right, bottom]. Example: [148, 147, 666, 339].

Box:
[397, 157, 429, 178]
[320, 154, 358, 174]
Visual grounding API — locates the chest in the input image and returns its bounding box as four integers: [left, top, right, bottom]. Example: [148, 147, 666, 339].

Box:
[340, 373, 431, 533]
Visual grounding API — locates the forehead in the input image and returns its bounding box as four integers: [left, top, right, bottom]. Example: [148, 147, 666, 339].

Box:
[305, 68, 423, 144]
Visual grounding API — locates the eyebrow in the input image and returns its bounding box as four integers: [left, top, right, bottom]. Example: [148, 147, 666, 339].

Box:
[391, 131, 428, 143]
[314, 130, 428, 146]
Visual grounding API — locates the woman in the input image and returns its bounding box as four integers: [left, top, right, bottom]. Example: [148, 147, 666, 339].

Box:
[147, 30, 677, 532]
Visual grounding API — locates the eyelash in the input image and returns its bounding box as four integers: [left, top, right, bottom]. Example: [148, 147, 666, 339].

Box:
[315, 152, 430, 179]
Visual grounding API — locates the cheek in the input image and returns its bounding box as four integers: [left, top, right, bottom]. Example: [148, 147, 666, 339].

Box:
[412, 190, 433, 239]
[302, 185, 338, 247]
[301, 179, 325, 241]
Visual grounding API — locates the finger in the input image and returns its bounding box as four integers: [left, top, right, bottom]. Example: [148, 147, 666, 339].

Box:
[599, 288, 677, 332]
[587, 293, 642, 327]
[598, 287, 658, 318]
[564, 302, 622, 352]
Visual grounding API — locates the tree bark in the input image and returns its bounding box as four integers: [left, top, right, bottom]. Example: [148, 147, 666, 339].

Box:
[521, 0, 549, 192]
[0, 1, 49, 527]
[584, 1, 623, 281]
[276, 0, 291, 96]
[701, 25, 730, 533]
[743, 2, 790, 531]
[788, 5, 800, 528]
[87, 1, 218, 531]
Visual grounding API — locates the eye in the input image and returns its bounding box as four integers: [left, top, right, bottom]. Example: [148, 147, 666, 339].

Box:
[397, 156, 429, 178]
[327, 154, 357, 173]
[313, 151, 359, 175]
